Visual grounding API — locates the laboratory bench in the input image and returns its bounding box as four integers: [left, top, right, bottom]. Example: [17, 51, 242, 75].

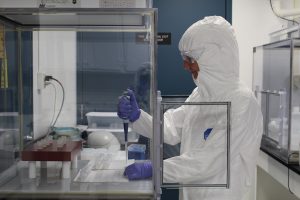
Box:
[257, 146, 300, 199]
[260, 146, 300, 175]
[0, 160, 153, 200]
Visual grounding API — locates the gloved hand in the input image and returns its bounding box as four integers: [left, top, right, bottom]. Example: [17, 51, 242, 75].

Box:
[117, 89, 141, 122]
[124, 161, 152, 180]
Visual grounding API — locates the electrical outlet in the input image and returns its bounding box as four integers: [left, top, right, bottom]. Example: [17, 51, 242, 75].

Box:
[37, 72, 46, 90]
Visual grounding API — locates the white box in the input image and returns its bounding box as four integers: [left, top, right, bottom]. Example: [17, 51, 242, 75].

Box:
[86, 112, 122, 129]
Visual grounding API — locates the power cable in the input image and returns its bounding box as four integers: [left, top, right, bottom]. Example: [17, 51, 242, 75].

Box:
[46, 82, 57, 135]
[270, 0, 299, 25]
[45, 76, 65, 129]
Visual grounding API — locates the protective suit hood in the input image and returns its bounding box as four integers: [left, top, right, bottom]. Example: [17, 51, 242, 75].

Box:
[179, 16, 240, 98]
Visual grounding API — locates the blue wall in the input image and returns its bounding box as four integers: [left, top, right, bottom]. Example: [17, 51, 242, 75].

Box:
[153, 1, 231, 199]
[154, 0, 232, 95]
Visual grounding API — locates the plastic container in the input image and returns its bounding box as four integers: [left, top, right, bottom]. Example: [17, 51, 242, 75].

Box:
[86, 112, 122, 129]
[268, 118, 282, 141]
[52, 127, 81, 141]
[268, 117, 288, 149]
[128, 144, 146, 160]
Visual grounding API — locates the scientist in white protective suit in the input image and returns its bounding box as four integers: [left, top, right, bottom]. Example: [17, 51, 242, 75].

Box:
[117, 16, 263, 200]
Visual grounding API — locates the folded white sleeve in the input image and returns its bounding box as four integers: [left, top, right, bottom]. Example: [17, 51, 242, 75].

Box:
[132, 106, 186, 145]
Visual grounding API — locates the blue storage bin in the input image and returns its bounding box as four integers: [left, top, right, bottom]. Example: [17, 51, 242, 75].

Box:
[128, 144, 146, 160]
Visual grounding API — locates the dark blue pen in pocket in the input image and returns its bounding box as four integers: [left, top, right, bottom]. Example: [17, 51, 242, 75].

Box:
[204, 128, 213, 140]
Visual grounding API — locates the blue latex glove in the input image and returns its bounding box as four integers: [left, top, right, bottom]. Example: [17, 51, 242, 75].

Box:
[124, 161, 152, 180]
[117, 89, 141, 122]
[118, 95, 131, 120]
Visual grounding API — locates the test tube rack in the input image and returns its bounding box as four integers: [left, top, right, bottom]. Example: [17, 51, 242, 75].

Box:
[21, 138, 82, 179]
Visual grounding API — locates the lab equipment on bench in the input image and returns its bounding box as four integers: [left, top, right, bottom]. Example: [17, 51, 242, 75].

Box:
[0, 7, 158, 200]
[21, 136, 82, 179]
[52, 127, 81, 140]
[253, 38, 300, 164]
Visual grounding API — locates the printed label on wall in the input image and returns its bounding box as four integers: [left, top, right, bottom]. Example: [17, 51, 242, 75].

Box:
[157, 32, 171, 45]
[136, 32, 172, 45]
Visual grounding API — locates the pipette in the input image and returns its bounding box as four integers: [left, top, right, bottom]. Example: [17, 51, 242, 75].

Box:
[122, 93, 130, 165]
[123, 119, 129, 164]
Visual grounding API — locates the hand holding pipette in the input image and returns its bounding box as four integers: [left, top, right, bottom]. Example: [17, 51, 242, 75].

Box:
[117, 89, 141, 164]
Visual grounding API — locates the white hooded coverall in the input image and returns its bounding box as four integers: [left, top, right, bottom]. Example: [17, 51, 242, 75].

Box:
[132, 16, 263, 200]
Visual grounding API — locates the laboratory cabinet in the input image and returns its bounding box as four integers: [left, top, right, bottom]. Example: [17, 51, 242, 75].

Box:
[0, 8, 158, 200]
[253, 38, 300, 164]
[0, 7, 231, 200]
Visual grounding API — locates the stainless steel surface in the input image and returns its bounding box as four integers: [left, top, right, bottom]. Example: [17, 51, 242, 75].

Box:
[17, 30, 23, 150]
[288, 40, 293, 155]
[269, 25, 300, 42]
[161, 102, 232, 105]
[162, 184, 231, 188]
[0, 161, 153, 199]
[0, 8, 156, 28]
[153, 91, 162, 199]
[226, 102, 231, 189]
[266, 91, 270, 137]
[150, 7, 158, 200]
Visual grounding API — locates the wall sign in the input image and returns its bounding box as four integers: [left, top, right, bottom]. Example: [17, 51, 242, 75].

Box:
[136, 32, 172, 45]
[157, 32, 171, 45]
